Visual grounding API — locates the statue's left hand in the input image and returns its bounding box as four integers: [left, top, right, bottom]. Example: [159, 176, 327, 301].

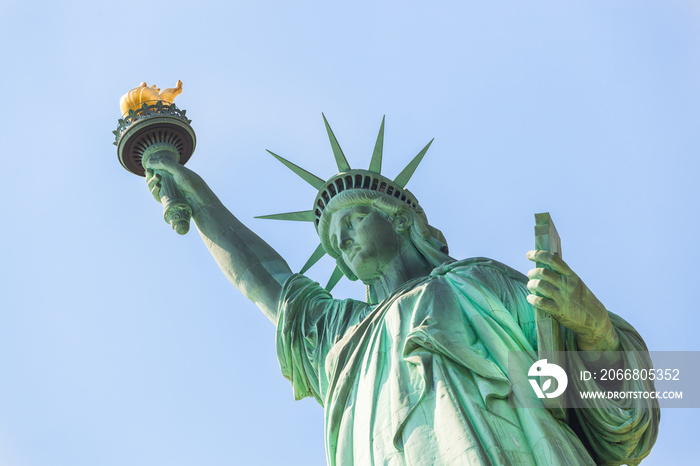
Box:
[526, 250, 620, 351]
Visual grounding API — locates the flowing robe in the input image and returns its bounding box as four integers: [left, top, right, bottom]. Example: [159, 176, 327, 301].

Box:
[276, 258, 659, 465]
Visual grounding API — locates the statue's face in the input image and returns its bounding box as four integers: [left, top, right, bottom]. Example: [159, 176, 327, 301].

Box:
[328, 205, 404, 283]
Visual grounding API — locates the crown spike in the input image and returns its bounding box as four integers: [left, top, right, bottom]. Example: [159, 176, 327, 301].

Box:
[368, 116, 385, 174]
[266, 150, 326, 190]
[322, 113, 351, 172]
[255, 210, 315, 222]
[393, 139, 433, 188]
[300, 243, 326, 274]
[325, 266, 344, 291]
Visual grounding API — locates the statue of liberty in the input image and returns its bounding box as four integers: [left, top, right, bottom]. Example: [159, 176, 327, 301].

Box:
[142, 114, 659, 466]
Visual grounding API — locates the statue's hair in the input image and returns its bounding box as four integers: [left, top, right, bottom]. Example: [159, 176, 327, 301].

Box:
[317, 190, 452, 302]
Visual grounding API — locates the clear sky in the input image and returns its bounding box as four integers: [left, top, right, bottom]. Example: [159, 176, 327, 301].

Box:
[1, 1, 697, 464]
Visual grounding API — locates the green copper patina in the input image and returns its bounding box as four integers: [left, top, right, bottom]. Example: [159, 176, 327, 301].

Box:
[141, 116, 659, 465]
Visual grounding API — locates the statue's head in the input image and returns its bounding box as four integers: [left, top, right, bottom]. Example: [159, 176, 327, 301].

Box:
[259, 115, 451, 297]
[318, 189, 450, 285]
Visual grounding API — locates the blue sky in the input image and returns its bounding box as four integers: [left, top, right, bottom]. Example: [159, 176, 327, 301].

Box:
[1, 1, 698, 464]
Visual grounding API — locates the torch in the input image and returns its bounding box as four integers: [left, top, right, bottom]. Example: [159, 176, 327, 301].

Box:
[113, 81, 196, 234]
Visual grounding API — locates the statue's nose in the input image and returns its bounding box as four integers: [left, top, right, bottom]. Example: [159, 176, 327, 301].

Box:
[339, 231, 354, 251]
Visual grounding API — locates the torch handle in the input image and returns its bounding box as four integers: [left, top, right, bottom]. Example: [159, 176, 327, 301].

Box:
[142, 142, 192, 235]
[157, 170, 192, 235]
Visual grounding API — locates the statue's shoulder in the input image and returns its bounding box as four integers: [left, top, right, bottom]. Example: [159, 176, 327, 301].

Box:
[430, 257, 528, 285]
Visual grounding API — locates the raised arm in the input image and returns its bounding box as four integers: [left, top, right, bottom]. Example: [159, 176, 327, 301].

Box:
[146, 156, 292, 323]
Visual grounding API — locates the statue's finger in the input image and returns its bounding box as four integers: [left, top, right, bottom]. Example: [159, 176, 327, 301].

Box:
[146, 174, 160, 190]
[149, 181, 162, 201]
[527, 279, 563, 302]
[526, 294, 561, 316]
[548, 253, 570, 274]
[526, 250, 571, 275]
[527, 267, 562, 286]
[526, 250, 554, 262]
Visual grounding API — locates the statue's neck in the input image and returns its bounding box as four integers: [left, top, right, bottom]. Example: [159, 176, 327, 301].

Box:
[368, 243, 433, 302]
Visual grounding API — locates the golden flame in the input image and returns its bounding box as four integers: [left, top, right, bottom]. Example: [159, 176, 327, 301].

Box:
[119, 80, 183, 116]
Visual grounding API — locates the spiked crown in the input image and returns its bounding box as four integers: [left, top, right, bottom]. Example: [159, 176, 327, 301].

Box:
[258, 115, 434, 291]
